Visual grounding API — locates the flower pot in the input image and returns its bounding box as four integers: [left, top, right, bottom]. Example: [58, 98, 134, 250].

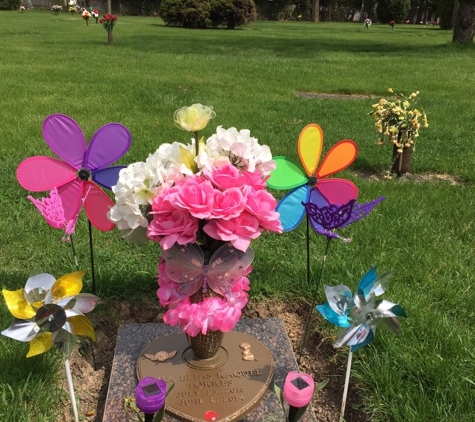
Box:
[392, 144, 412, 177]
[186, 289, 224, 359]
[108, 32, 113, 45]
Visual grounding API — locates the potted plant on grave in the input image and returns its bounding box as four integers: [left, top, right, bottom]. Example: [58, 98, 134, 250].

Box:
[369, 88, 428, 177]
[82, 9, 91, 25]
[91, 8, 99, 24]
[107, 104, 282, 359]
[99, 14, 118, 45]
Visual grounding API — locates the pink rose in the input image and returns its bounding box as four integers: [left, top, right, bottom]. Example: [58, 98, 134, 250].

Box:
[147, 209, 199, 250]
[242, 171, 270, 190]
[244, 187, 283, 233]
[203, 165, 246, 190]
[203, 212, 261, 251]
[173, 176, 215, 219]
[150, 185, 180, 213]
[210, 187, 246, 220]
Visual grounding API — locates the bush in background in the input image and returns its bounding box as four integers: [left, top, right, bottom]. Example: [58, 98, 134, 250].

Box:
[160, 0, 211, 28]
[0, 0, 21, 10]
[210, 0, 257, 28]
[437, 0, 455, 29]
[122, 0, 162, 15]
[160, 0, 256, 28]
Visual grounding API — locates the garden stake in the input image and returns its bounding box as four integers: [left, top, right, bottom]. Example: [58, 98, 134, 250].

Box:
[88, 220, 97, 294]
[64, 358, 80, 422]
[339, 350, 353, 422]
[297, 237, 331, 366]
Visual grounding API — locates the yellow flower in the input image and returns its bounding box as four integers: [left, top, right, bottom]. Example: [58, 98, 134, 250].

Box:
[174, 104, 216, 132]
[387, 88, 394, 93]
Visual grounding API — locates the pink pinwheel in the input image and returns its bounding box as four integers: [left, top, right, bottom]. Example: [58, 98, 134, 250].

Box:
[17, 114, 131, 231]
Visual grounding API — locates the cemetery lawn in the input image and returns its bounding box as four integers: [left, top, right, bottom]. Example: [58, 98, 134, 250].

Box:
[1, 10, 474, 422]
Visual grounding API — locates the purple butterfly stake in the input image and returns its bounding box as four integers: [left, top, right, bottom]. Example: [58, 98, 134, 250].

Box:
[297, 191, 386, 365]
[302, 189, 386, 241]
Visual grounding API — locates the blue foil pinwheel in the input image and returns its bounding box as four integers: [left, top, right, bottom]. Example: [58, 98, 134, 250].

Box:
[317, 266, 407, 351]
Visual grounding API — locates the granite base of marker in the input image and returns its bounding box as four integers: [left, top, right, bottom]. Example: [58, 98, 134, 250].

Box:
[102, 318, 317, 422]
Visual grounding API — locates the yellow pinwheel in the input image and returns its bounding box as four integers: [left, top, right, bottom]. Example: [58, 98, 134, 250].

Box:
[1, 271, 101, 358]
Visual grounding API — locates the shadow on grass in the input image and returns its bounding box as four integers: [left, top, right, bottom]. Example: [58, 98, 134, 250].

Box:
[117, 23, 461, 58]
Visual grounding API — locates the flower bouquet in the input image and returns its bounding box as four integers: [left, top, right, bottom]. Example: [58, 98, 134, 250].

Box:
[52, 4, 62, 14]
[69, 6, 76, 14]
[20, 5, 25, 12]
[369, 88, 428, 176]
[389, 20, 395, 29]
[108, 104, 282, 355]
[99, 14, 118, 44]
[91, 8, 99, 24]
[82, 10, 90, 25]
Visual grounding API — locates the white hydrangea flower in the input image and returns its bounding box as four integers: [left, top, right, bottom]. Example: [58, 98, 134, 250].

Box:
[203, 126, 275, 174]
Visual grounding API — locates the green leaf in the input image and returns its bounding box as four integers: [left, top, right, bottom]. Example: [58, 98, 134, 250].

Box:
[179, 146, 198, 174]
[153, 382, 176, 422]
[273, 383, 287, 417]
[293, 403, 309, 421]
[315, 378, 329, 391]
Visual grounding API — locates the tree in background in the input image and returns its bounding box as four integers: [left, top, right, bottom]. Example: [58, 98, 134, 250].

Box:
[376, 0, 411, 22]
[0, 0, 21, 9]
[452, 0, 475, 42]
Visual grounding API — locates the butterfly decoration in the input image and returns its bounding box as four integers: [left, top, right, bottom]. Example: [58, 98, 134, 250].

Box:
[1, 271, 101, 358]
[160, 242, 254, 302]
[143, 350, 178, 362]
[28, 186, 90, 242]
[316, 266, 407, 352]
[17, 114, 131, 231]
[267, 124, 358, 232]
[302, 191, 386, 241]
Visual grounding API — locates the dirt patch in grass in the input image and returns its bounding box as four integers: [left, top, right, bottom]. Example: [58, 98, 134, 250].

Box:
[353, 170, 467, 185]
[296, 92, 379, 100]
[60, 298, 370, 422]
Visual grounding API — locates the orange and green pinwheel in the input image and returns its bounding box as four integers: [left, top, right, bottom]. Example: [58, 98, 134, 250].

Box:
[268, 124, 358, 232]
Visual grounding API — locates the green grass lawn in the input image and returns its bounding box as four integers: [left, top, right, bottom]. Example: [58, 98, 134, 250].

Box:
[1, 10, 474, 422]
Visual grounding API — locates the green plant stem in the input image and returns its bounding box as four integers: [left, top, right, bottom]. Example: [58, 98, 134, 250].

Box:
[297, 237, 331, 366]
[194, 131, 199, 157]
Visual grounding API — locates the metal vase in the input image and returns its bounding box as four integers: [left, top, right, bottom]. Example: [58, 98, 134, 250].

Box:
[186, 289, 224, 359]
[391, 131, 413, 177]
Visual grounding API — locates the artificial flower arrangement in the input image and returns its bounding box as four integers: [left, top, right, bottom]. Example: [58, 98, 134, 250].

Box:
[91, 8, 99, 23]
[82, 10, 90, 24]
[389, 20, 395, 29]
[52, 4, 62, 14]
[368, 88, 428, 154]
[100, 13, 118, 32]
[20, 5, 25, 12]
[69, 6, 76, 14]
[108, 104, 282, 336]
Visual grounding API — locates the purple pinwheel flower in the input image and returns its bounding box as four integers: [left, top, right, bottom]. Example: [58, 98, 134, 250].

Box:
[302, 189, 385, 241]
[17, 114, 131, 231]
